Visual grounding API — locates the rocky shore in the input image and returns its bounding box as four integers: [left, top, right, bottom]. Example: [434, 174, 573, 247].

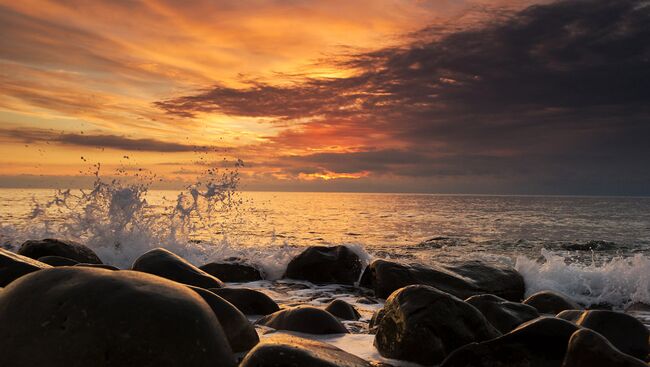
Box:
[0, 239, 648, 366]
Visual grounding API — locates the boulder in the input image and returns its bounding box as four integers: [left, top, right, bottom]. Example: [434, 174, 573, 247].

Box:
[18, 238, 102, 264]
[0, 248, 51, 287]
[374, 285, 501, 365]
[132, 248, 224, 289]
[209, 288, 279, 315]
[324, 299, 361, 320]
[200, 262, 262, 282]
[523, 290, 581, 314]
[188, 286, 259, 353]
[562, 329, 647, 367]
[284, 246, 362, 285]
[360, 259, 525, 300]
[256, 306, 349, 334]
[368, 308, 386, 332]
[75, 263, 120, 270]
[240, 334, 371, 367]
[0, 267, 235, 367]
[441, 317, 580, 367]
[37, 255, 79, 266]
[466, 294, 540, 333]
[557, 310, 649, 360]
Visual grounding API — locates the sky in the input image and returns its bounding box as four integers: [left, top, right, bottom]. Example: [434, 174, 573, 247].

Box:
[0, 0, 648, 195]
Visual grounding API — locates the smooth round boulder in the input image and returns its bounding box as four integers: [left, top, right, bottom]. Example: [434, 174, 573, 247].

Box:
[523, 290, 581, 314]
[189, 286, 259, 353]
[75, 263, 120, 270]
[200, 262, 262, 282]
[466, 294, 539, 333]
[0, 248, 51, 287]
[18, 238, 102, 264]
[37, 255, 79, 266]
[240, 334, 371, 367]
[557, 309, 649, 360]
[441, 317, 580, 367]
[132, 248, 224, 289]
[374, 285, 501, 365]
[562, 329, 647, 367]
[0, 267, 235, 367]
[209, 288, 279, 315]
[256, 306, 349, 334]
[324, 299, 361, 320]
[284, 246, 362, 285]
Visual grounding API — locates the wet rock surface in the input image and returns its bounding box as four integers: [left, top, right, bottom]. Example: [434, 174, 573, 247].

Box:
[523, 290, 582, 314]
[325, 299, 361, 320]
[284, 246, 362, 285]
[256, 305, 349, 334]
[132, 248, 224, 289]
[37, 255, 79, 266]
[466, 293, 540, 333]
[18, 238, 102, 264]
[200, 261, 263, 282]
[209, 287, 280, 315]
[0, 248, 51, 287]
[561, 328, 648, 367]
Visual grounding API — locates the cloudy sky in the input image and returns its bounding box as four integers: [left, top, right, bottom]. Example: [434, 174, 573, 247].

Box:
[1, 0, 648, 194]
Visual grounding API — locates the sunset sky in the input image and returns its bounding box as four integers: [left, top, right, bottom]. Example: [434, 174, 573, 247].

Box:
[1, 0, 648, 195]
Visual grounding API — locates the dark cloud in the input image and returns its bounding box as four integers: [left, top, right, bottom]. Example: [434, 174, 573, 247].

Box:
[156, 0, 650, 194]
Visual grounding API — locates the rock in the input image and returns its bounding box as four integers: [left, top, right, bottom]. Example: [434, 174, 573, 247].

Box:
[132, 248, 224, 289]
[240, 334, 371, 367]
[0, 248, 51, 287]
[324, 299, 361, 320]
[441, 317, 579, 367]
[256, 306, 349, 334]
[466, 294, 540, 333]
[75, 263, 120, 270]
[368, 308, 386, 332]
[199, 262, 262, 282]
[360, 259, 525, 300]
[18, 238, 102, 264]
[625, 302, 650, 312]
[284, 246, 362, 285]
[562, 329, 647, 367]
[209, 287, 279, 315]
[37, 255, 79, 266]
[188, 286, 259, 353]
[374, 285, 501, 365]
[523, 290, 582, 314]
[557, 310, 649, 361]
[0, 267, 235, 367]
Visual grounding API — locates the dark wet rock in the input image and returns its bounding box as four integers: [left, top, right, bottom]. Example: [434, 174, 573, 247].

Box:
[256, 305, 349, 334]
[0, 267, 235, 367]
[209, 287, 279, 315]
[523, 290, 582, 314]
[132, 248, 224, 289]
[37, 255, 79, 266]
[369, 308, 385, 331]
[188, 286, 259, 353]
[0, 248, 51, 287]
[557, 309, 649, 360]
[360, 259, 524, 301]
[466, 294, 540, 333]
[562, 329, 647, 367]
[357, 296, 379, 304]
[374, 285, 501, 365]
[75, 263, 120, 270]
[562, 240, 618, 251]
[441, 317, 580, 367]
[200, 261, 262, 282]
[284, 245, 362, 285]
[325, 299, 361, 320]
[18, 238, 102, 264]
[240, 334, 371, 367]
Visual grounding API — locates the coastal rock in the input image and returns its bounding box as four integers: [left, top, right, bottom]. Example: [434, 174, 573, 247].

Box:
[189, 286, 259, 353]
[562, 328, 647, 367]
[75, 263, 119, 270]
[200, 261, 262, 282]
[466, 294, 540, 333]
[374, 285, 501, 365]
[240, 334, 371, 367]
[284, 246, 362, 285]
[209, 287, 279, 315]
[360, 259, 525, 300]
[441, 317, 579, 367]
[37, 255, 79, 266]
[325, 299, 361, 320]
[523, 290, 582, 314]
[0, 267, 235, 367]
[0, 248, 51, 287]
[368, 308, 386, 333]
[18, 238, 102, 264]
[256, 305, 349, 334]
[557, 309, 649, 360]
[132, 248, 224, 289]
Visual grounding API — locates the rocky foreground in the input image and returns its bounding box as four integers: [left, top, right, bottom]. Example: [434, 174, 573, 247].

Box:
[0, 238, 648, 366]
